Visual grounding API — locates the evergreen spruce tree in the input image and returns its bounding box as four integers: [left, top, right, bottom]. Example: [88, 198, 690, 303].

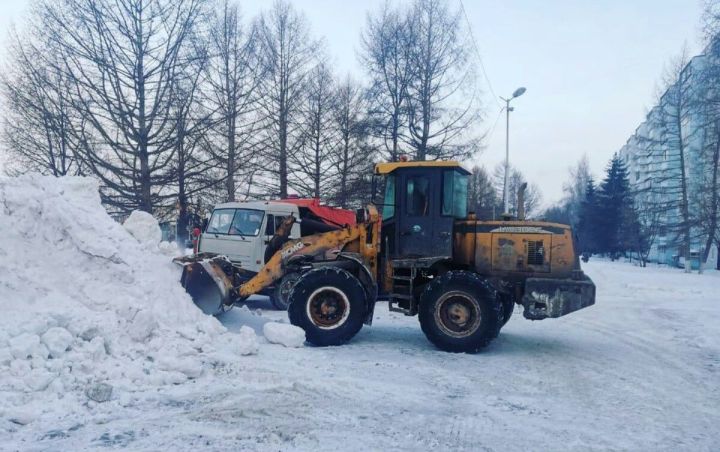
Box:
[577, 177, 598, 253]
[596, 154, 635, 258]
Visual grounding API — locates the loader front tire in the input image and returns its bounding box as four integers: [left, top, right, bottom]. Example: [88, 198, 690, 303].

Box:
[288, 268, 366, 346]
[419, 271, 502, 353]
[270, 272, 301, 310]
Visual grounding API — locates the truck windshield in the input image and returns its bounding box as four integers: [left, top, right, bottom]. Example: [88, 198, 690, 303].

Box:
[206, 208, 264, 236]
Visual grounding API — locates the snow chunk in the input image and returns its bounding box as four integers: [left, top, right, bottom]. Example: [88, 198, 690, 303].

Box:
[263, 322, 305, 348]
[158, 241, 180, 257]
[41, 327, 74, 358]
[86, 382, 113, 403]
[8, 408, 39, 426]
[236, 326, 260, 355]
[128, 309, 158, 342]
[123, 210, 161, 246]
[9, 333, 47, 360]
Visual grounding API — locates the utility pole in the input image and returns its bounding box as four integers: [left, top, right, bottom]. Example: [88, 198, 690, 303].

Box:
[501, 87, 527, 214]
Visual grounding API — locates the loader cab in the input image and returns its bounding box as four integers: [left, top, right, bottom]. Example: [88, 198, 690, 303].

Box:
[374, 161, 469, 259]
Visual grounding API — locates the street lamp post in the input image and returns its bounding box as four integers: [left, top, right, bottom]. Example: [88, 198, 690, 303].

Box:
[501, 87, 526, 215]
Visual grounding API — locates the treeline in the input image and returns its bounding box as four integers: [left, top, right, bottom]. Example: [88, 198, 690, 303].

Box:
[467, 162, 542, 220]
[1, 0, 483, 219]
[543, 1, 720, 272]
[543, 154, 645, 262]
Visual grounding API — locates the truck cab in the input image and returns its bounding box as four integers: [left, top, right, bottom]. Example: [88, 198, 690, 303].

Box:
[199, 201, 302, 273]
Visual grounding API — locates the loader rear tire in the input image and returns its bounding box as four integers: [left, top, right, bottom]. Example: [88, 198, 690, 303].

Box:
[419, 271, 502, 353]
[288, 267, 366, 346]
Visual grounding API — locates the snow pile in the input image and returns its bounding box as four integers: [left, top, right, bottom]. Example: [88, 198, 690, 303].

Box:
[123, 210, 162, 248]
[263, 322, 306, 348]
[158, 240, 180, 257]
[0, 174, 230, 419]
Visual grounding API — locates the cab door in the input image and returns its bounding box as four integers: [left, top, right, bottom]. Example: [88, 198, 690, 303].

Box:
[398, 170, 451, 257]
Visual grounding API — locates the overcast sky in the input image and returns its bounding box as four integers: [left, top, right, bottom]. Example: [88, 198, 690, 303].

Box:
[0, 0, 704, 204]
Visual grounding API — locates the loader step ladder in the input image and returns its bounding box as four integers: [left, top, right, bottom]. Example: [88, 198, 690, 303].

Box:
[388, 264, 417, 316]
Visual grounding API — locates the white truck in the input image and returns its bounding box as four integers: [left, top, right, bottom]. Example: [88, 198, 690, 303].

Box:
[198, 199, 355, 309]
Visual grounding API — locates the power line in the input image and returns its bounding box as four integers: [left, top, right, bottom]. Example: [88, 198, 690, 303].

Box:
[485, 106, 506, 143]
[459, 0, 502, 108]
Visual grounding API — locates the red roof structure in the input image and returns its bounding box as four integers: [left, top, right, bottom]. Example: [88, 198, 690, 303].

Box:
[271, 198, 356, 227]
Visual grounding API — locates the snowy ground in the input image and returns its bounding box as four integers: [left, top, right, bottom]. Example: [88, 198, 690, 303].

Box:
[3, 260, 720, 451]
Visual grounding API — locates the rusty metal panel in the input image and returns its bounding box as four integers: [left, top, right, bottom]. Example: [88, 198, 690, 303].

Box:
[522, 276, 596, 320]
[491, 233, 552, 273]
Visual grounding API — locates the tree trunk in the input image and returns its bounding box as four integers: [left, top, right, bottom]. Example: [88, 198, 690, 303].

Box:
[136, 3, 152, 213]
[340, 137, 349, 208]
[225, 47, 237, 202]
[279, 97, 288, 198]
[174, 108, 188, 246]
[676, 109, 692, 273]
[701, 128, 720, 272]
[226, 109, 236, 202]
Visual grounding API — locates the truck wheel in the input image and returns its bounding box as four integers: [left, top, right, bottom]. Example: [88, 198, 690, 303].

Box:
[288, 267, 366, 346]
[501, 295, 514, 326]
[270, 273, 301, 310]
[418, 271, 502, 353]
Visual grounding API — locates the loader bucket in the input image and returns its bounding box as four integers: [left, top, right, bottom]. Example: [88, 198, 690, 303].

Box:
[177, 256, 235, 316]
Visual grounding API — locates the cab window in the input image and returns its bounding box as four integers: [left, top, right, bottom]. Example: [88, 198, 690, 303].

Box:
[406, 175, 430, 216]
[442, 170, 468, 218]
[265, 214, 289, 235]
[206, 209, 235, 234]
[382, 175, 396, 220]
[265, 214, 275, 235]
[207, 208, 264, 236]
[229, 209, 264, 236]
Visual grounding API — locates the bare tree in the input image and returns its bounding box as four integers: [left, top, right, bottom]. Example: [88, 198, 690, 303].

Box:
[493, 162, 542, 218]
[562, 154, 592, 226]
[165, 59, 216, 243]
[289, 63, 338, 199]
[634, 198, 663, 267]
[695, 25, 720, 272]
[37, 0, 209, 214]
[467, 165, 496, 220]
[1, 25, 83, 177]
[405, 0, 481, 161]
[204, 0, 264, 202]
[255, 0, 320, 198]
[331, 76, 374, 208]
[644, 49, 696, 272]
[360, 1, 413, 162]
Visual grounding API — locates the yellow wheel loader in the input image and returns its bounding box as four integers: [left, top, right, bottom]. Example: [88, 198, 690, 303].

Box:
[177, 161, 595, 352]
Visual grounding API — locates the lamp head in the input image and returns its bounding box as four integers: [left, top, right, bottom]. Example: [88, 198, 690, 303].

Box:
[512, 87, 527, 98]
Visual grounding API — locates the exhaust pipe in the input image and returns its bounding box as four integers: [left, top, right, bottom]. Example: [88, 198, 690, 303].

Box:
[517, 182, 528, 221]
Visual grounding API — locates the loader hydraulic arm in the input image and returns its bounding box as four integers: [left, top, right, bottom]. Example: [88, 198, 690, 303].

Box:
[178, 205, 379, 316]
[236, 225, 364, 299]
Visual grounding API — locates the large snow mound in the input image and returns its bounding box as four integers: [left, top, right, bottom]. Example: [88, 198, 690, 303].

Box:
[0, 174, 227, 418]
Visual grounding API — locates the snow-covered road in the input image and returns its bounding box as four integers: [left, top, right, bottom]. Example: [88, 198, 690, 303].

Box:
[5, 260, 720, 451]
